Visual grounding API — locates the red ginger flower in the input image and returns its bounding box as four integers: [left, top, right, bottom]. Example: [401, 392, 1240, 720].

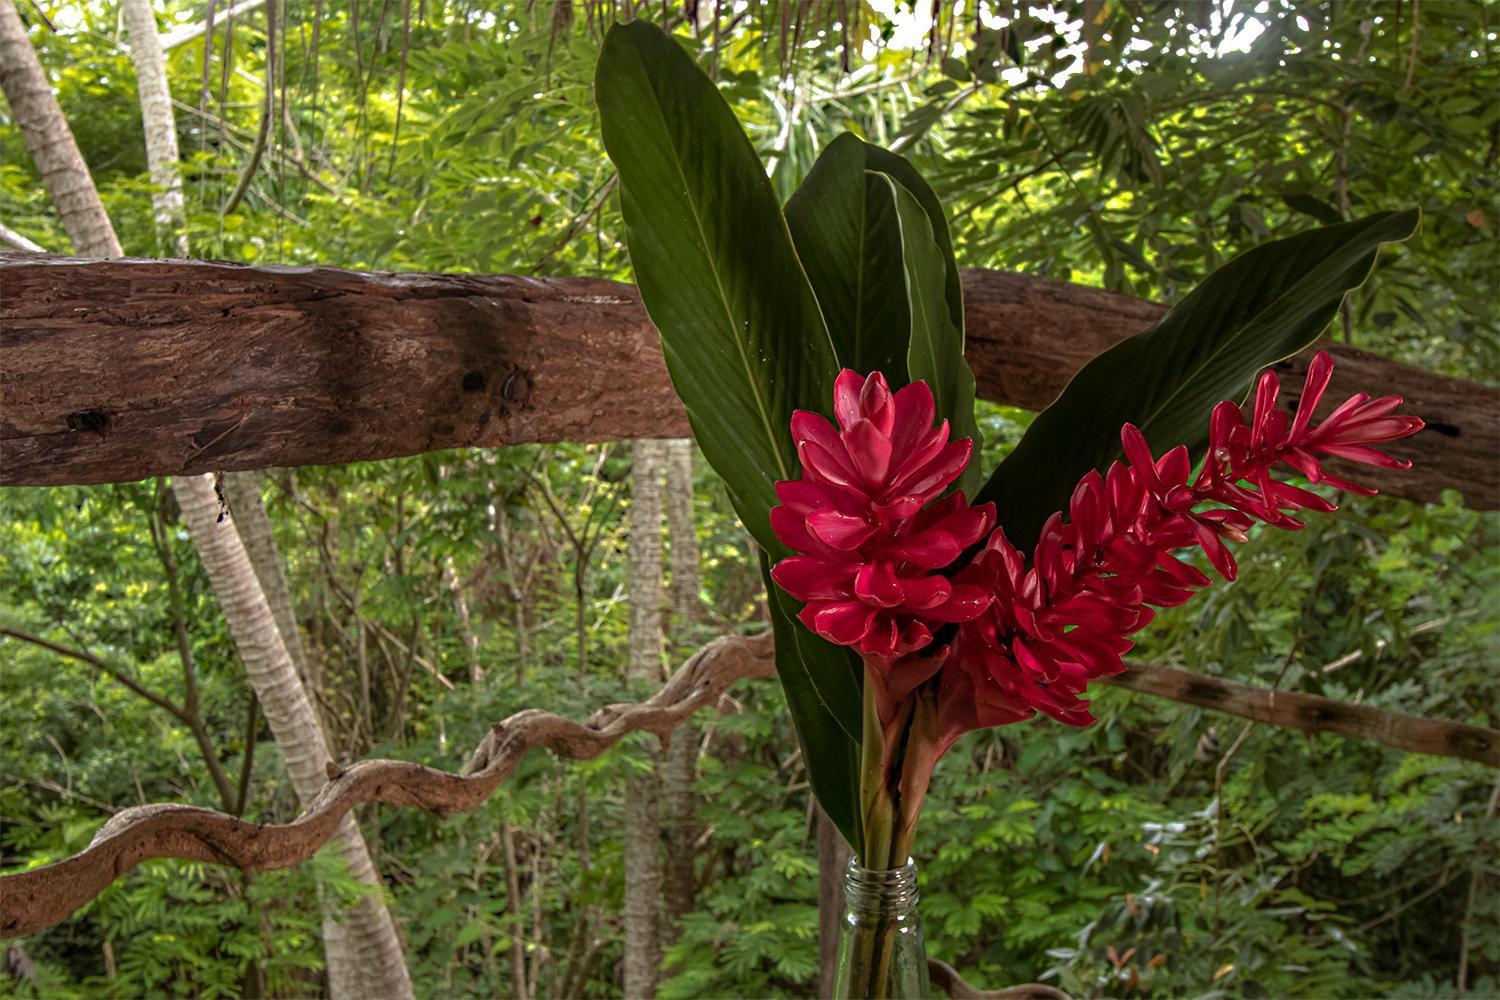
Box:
[941, 352, 1424, 742]
[769, 370, 995, 659]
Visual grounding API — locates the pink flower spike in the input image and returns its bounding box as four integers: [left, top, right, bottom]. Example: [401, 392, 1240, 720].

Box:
[945, 352, 1421, 743]
[1251, 369, 1280, 452]
[770, 370, 989, 662]
[1290, 352, 1335, 442]
[832, 369, 867, 430]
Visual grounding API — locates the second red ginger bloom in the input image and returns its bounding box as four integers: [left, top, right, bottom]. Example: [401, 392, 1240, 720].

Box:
[769, 370, 995, 658]
[770, 356, 1424, 739]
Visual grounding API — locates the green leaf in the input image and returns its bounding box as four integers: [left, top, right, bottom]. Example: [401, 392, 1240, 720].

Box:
[784, 134, 912, 380]
[979, 208, 1420, 551]
[595, 20, 837, 552]
[783, 136, 967, 383]
[761, 553, 863, 850]
[874, 171, 984, 496]
[862, 143, 965, 335]
[597, 21, 861, 839]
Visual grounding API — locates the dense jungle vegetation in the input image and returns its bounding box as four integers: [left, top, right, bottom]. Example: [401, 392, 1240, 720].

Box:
[1, 1, 1496, 997]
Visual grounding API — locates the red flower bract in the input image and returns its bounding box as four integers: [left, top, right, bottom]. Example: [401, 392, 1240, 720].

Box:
[770, 355, 1424, 749]
[769, 370, 995, 660]
[945, 353, 1424, 736]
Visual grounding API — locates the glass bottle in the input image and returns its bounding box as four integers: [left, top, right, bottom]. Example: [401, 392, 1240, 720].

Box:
[832, 856, 931, 999]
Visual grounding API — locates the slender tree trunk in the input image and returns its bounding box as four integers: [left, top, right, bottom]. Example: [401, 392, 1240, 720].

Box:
[221, 473, 319, 704]
[120, 0, 188, 256]
[495, 506, 532, 685]
[175, 475, 415, 1000]
[500, 819, 530, 1000]
[661, 439, 702, 935]
[624, 439, 666, 999]
[442, 555, 484, 684]
[0, 0, 122, 257]
[220, 474, 374, 996]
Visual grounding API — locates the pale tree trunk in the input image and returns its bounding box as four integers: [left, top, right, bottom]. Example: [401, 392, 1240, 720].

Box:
[624, 439, 667, 999]
[120, 0, 188, 256]
[6, 2, 409, 991]
[175, 475, 415, 1000]
[0, 0, 122, 257]
[661, 439, 702, 936]
[495, 505, 532, 685]
[219, 473, 369, 998]
[442, 556, 484, 684]
[221, 472, 319, 703]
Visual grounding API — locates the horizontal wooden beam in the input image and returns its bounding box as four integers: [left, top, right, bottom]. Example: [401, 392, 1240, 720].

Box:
[2, 253, 1493, 507]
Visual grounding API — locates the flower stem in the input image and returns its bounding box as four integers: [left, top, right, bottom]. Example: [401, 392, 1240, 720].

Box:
[848, 665, 928, 997]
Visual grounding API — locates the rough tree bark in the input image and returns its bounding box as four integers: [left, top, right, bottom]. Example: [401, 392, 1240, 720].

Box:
[624, 439, 667, 998]
[221, 473, 318, 702]
[2, 256, 1492, 511]
[220, 472, 369, 997]
[174, 475, 415, 1000]
[0, 1, 122, 258]
[120, 0, 188, 256]
[660, 438, 702, 935]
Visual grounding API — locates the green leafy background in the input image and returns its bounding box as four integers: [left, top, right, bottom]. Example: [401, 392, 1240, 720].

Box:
[1, 3, 1496, 998]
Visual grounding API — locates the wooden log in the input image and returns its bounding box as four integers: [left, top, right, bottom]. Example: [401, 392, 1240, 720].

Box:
[2, 253, 1494, 507]
[1101, 664, 1499, 766]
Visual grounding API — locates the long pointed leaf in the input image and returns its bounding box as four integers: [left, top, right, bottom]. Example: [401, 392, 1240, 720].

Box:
[596, 21, 862, 845]
[875, 172, 984, 497]
[978, 209, 1420, 551]
[862, 144, 965, 335]
[596, 20, 836, 551]
[784, 134, 911, 380]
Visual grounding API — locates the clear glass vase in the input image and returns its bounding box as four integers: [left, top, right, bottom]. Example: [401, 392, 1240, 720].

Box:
[832, 857, 931, 999]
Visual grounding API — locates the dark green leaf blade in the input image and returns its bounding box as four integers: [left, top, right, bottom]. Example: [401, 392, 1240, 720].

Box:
[861, 144, 965, 335]
[783, 134, 911, 380]
[761, 554, 864, 848]
[596, 21, 862, 842]
[595, 20, 837, 552]
[875, 172, 984, 497]
[978, 209, 1420, 551]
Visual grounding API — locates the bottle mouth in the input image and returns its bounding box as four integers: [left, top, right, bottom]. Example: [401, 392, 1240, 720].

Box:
[843, 857, 920, 916]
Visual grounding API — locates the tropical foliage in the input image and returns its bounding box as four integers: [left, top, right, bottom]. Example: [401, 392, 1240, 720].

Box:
[1, 2, 1495, 998]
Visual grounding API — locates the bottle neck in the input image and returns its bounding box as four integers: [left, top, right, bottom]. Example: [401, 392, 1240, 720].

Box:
[843, 857, 919, 919]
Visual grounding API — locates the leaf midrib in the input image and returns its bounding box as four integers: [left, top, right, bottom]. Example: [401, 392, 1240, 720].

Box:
[889, 179, 945, 407]
[636, 49, 792, 484]
[1132, 225, 1389, 446]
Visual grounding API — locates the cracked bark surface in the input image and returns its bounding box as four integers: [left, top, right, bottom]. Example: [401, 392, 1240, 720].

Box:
[2, 255, 1492, 510]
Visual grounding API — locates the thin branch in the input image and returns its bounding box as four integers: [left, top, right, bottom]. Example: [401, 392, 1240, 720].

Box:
[531, 172, 617, 274]
[1101, 663, 1499, 767]
[0, 220, 43, 252]
[0, 632, 775, 938]
[927, 958, 1069, 999]
[0, 627, 185, 721]
[223, 0, 274, 215]
[234, 693, 259, 817]
[161, 0, 265, 51]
